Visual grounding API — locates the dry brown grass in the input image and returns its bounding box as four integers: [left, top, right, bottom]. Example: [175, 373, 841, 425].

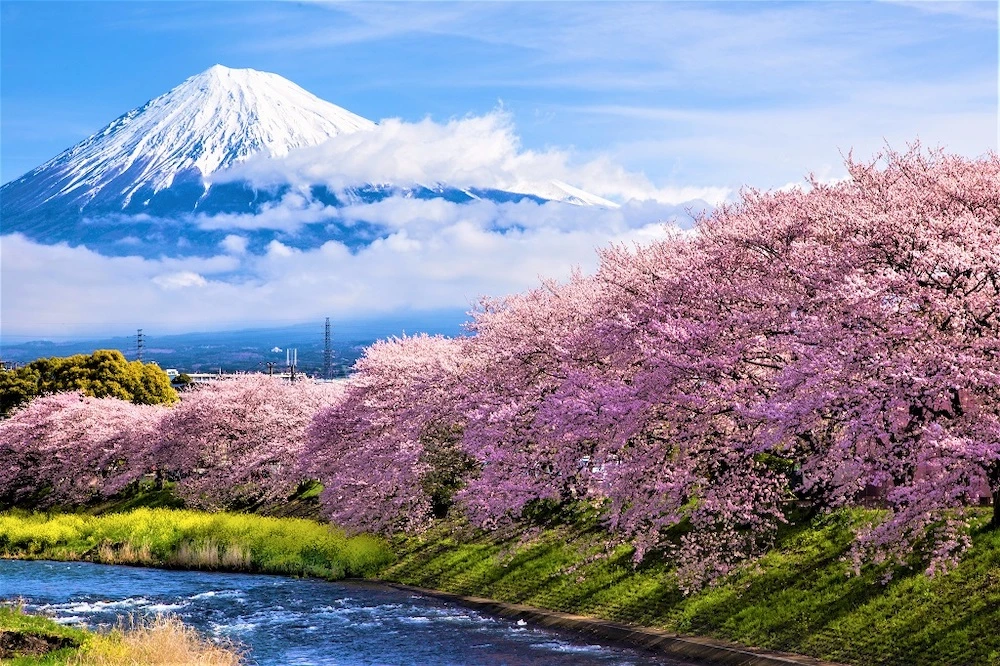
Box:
[72, 616, 243, 666]
[169, 540, 251, 570]
[95, 541, 155, 565]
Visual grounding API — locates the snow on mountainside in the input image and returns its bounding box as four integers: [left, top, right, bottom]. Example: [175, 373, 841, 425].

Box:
[1, 65, 628, 259]
[537, 180, 618, 208]
[4, 65, 374, 210]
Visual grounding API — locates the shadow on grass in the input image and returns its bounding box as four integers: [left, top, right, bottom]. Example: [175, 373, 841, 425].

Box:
[381, 508, 1000, 666]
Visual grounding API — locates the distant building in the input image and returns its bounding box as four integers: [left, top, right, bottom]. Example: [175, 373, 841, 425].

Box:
[163, 369, 349, 386]
[186, 371, 226, 385]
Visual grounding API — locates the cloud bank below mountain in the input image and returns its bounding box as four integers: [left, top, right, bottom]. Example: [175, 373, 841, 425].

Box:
[3, 199, 691, 340]
[3, 111, 717, 338]
[2, 207, 673, 337]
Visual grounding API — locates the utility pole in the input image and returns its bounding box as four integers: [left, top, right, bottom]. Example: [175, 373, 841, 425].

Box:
[286, 348, 298, 382]
[136, 329, 145, 362]
[323, 317, 333, 379]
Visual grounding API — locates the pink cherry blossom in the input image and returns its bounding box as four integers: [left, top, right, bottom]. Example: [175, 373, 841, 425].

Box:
[0, 392, 166, 506]
[154, 374, 344, 510]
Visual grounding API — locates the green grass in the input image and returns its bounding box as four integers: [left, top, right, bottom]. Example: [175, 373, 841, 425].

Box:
[0, 508, 393, 580]
[377, 509, 1000, 666]
[0, 603, 88, 665]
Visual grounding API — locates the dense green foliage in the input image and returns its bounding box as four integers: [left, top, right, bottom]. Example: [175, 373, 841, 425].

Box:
[172, 372, 193, 388]
[378, 508, 1000, 666]
[0, 508, 393, 579]
[0, 350, 177, 417]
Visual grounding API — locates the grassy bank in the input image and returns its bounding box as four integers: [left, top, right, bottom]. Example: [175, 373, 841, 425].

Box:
[1, 604, 243, 665]
[0, 508, 392, 579]
[0, 604, 86, 665]
[377, 509, 1000, 666]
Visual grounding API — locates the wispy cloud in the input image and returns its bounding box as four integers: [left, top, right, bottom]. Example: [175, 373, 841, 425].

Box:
[237, 1, 997, 190]
[876, 0, 999, 21]
[196, 192, 341, 233]
[571, 71, 997, 188]
[259, 2, 995, 95]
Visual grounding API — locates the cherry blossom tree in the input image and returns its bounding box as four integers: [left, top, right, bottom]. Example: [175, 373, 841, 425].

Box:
[546, 231, 796, 584]
[303, 334, 470, 533]
[455, 145, 998, 583]
[455, 273, 616, 528]
[747, 147, 1000, 574]
[0, 144, 976, 588]
[154, 374, 344, 510]
[0, 392, 166, 506]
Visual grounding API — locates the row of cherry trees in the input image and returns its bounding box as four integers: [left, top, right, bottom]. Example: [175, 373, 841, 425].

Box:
[2, 146, 997, 586]
[0, 375, 344, 511]
[306, 146, 1000, 584]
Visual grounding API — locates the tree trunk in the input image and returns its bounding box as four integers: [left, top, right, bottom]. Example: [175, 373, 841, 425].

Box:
[992, 487, 1000, 531]
[990, 464, 1000, 530]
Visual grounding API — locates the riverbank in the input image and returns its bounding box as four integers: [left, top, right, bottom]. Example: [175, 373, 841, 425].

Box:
[3, 507, 999, 665]
[377, 509, 1000, 666]
[0, 604, 242, 665]
[0, 509, 391, 580]
[0, 508, 388, 664]
[384, 582, 842, 666]
[0, 604, 85, 664]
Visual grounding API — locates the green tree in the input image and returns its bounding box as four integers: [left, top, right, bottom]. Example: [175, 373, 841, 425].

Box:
[172, 373, 194, 389]
[0, 350, 177, 417]
[0, 367, 41, 418]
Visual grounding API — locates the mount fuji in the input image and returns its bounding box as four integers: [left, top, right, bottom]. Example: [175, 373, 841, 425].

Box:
[0, 65, 620, 259]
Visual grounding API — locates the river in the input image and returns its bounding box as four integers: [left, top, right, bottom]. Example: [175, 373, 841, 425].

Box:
[1, 559, 696, 665]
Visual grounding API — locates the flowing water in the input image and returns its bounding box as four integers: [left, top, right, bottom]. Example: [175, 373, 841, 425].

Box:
[1, 559, 697, 666]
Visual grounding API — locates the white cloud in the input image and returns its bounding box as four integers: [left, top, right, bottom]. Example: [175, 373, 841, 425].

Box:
[1, 194, 687, 337]
[197, 191, 340, 232]
[152, 271, 209, 290]
[220, 234, 249, 255]
[0, 235, 240, 335]
[877, 1, 998, 21]
[2, 96, 723, 340]
[214, 112, 729, 206]
[581, 72, 997, 192]
[266, 240, 296, 258]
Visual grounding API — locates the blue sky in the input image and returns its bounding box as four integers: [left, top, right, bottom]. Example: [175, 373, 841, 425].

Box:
[1, 1, 998, 339]
[3, 1, 996, 190]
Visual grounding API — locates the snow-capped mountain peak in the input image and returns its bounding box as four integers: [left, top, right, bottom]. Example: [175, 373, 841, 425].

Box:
[1, 65, 627, 259]
[20, 64, 375, 206]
